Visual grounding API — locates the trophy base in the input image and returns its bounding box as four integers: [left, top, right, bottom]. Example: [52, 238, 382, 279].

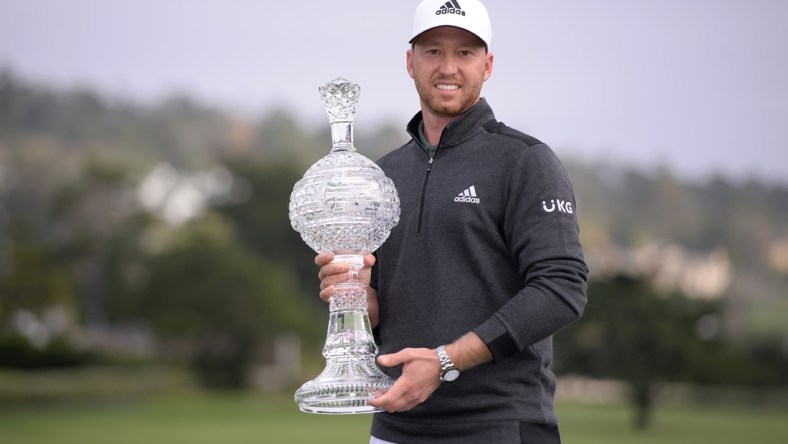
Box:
[295, 356, 394, 414]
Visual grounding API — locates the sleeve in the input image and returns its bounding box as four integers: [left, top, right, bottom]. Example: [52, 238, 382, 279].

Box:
[473, 143, 589, 362]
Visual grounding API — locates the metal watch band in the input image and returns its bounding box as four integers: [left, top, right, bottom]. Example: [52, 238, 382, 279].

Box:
[436, 345, 460, 382]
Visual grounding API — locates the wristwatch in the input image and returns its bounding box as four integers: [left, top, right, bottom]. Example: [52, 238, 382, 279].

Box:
[436, 345, 460, 382]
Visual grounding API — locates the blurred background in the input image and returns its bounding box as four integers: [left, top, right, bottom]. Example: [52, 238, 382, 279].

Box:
[1, 1, 786, 443]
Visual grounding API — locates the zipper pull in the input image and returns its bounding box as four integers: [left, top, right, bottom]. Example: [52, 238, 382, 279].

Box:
[427, 156, 434, 171]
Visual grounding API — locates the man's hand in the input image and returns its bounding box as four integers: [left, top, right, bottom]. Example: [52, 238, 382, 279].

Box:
[315, 252, 379, 326]
[368, 348, 442, 413]
[368, 333, 493, 413]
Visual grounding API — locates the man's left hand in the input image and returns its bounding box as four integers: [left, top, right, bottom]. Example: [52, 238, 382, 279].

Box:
[368, 348, 441, 413]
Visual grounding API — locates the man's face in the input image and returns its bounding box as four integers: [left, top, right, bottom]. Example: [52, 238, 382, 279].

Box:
[407, 26, 493, 119]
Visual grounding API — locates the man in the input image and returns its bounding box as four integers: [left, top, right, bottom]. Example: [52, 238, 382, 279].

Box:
[315, 0, 588, 442]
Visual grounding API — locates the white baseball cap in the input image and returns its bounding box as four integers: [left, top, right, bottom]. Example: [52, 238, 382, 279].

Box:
[409, 0, 492, 50]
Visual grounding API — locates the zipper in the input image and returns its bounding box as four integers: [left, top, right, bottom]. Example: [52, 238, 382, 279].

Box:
[416, 156, 434, 235]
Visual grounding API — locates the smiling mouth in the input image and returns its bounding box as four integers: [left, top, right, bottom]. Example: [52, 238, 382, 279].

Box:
[436, 84, 460, 91]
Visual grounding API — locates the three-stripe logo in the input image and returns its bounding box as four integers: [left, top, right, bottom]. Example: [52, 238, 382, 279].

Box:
[454, 185, 480, 204]
[436, 0, 466, 16]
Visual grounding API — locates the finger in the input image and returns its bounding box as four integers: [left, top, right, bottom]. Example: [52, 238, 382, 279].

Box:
[368, 384, 401, 410]
[363, 254, 376, 268]
[318, 286, 334, 303]
[377, 351, 406, 368]
[370, 383, 421, 413]
[317, 263, 350, 281]
[318, 271, 351, 290]
[314, 252, 335, 267]
[317, 265, 350, 286]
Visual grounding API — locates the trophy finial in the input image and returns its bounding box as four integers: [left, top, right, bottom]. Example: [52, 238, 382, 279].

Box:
[319, 77, 360, 123]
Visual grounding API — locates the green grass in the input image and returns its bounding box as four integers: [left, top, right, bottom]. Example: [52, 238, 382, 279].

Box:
[0, 392, 368, 444]
[558, 402, 788, 444]
[1, 392, 786, 444]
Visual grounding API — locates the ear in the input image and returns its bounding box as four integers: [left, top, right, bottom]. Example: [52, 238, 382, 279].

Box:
[406, 48, 415, 79]
[483, 51, 494, 81]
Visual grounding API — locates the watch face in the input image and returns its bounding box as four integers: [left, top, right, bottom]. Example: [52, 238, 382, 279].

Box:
[443, 369, 460, 382]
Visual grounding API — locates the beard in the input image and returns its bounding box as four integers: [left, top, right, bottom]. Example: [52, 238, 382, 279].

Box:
[414, 76, 482, 118]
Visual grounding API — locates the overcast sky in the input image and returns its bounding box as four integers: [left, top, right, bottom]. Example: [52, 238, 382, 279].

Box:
[1, 0, 787, 185]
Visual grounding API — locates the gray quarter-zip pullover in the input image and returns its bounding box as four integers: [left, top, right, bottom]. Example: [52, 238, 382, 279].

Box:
[370, 98, 588, 443]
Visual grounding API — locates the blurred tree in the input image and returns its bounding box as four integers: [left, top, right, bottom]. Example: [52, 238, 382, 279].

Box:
[138, 214, 311, 389]
[49, 155, 144, 324]
[218, 159, 315, 300]
[254, 109, 325, 167]
[554, 274, 721, 430]
[0, 220, 99, 369]
[0, 227, 73, 312]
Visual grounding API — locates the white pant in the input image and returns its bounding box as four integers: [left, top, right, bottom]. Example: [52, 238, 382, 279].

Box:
[369, 436, 398, 444]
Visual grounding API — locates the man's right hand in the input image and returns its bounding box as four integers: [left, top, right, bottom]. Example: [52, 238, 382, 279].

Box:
[315, 252, 376, 302]
[315, 252, 379, 327]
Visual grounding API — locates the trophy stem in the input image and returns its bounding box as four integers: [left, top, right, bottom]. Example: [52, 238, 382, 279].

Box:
[330, 121, 355, 152]
[294, 253, 395, 414]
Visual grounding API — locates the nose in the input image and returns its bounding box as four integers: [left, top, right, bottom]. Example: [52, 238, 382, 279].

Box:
[438, 54, 459, 76]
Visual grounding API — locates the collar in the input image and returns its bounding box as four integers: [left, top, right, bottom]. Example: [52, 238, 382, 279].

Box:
[417, 121, 438, 157]
[406, 98, 496, 148]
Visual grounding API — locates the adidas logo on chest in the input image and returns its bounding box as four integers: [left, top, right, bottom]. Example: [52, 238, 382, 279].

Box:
[454, 185, 480, 204]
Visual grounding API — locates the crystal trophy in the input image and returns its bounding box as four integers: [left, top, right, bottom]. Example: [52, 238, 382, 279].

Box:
[288, 78, 400, 414]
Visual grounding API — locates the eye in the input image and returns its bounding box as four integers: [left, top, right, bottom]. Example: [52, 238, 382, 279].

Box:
[458, 50, 472, 57]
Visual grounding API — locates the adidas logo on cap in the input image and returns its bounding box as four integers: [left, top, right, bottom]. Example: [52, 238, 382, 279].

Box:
[436, 0, 465, 16]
